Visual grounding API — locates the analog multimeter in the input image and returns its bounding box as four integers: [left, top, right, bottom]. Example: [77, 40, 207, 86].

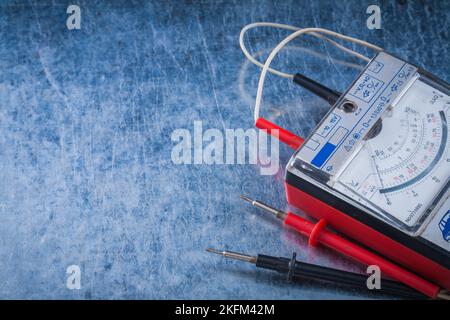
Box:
[285, 52, 450, 289]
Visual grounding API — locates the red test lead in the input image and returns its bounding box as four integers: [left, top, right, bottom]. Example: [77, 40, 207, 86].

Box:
[240, 195, 448, 299]
[255, 118, 303, 150]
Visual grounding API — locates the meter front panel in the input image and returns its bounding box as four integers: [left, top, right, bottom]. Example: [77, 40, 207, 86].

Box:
[290, 52, 450, 254]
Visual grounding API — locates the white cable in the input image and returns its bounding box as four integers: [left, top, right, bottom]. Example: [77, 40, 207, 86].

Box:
[253, 27, 383, 122]
[239, 22, 374, 80]
[238, 45, 364, 109]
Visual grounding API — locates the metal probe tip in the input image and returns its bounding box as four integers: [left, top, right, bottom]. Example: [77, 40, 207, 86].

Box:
[239, 194, 254, 204]
[205, 248, 224, 255]
[206, 248, 257, 264]
[239, 195, 287, 220]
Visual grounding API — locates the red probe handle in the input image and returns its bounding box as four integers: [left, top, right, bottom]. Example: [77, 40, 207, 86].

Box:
[255, 118, 304, 149]
[284, 212, 440, 298]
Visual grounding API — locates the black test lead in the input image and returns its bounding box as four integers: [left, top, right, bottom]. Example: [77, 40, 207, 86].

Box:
[206, 248, 426, 299]
[292, 73, 341, 105]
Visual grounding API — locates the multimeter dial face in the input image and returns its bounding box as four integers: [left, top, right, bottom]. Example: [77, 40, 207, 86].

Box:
[336, 79, 450, 229]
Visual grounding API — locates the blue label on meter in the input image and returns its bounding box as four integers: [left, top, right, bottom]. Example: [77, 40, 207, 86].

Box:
[311, 142, 336, 168]
[440, 210, 450, 242]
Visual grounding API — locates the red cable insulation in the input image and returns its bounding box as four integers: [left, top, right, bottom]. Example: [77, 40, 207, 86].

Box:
[255, 118, 303, 149]
[284, 212, 440, 298]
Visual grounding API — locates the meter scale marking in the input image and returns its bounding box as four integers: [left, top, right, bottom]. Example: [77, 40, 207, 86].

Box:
[336, 77, 450, 228]
[356, 107, 446, 194]
[379, 111, 447, 194]
[372, 108, 422, 170]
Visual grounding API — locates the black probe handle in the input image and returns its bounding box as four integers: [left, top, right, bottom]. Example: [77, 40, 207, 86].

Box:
[293, 73, 341, 105]
[256, 254, 426, 299]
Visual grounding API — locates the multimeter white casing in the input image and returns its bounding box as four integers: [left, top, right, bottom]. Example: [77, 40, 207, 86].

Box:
[285, 52, 450, 289]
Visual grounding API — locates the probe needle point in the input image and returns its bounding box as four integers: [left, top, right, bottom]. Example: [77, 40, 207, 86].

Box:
[239, 194, 254, 204]
[239, 195, 287, 220]
[206, 248, 223, 255]
[206, 248, 257, 264]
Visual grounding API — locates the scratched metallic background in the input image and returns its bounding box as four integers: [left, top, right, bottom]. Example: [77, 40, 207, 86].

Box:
[0, 0, 448, 299]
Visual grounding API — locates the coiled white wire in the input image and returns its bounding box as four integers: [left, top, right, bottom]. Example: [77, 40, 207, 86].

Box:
[239, 22, 383, 122]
